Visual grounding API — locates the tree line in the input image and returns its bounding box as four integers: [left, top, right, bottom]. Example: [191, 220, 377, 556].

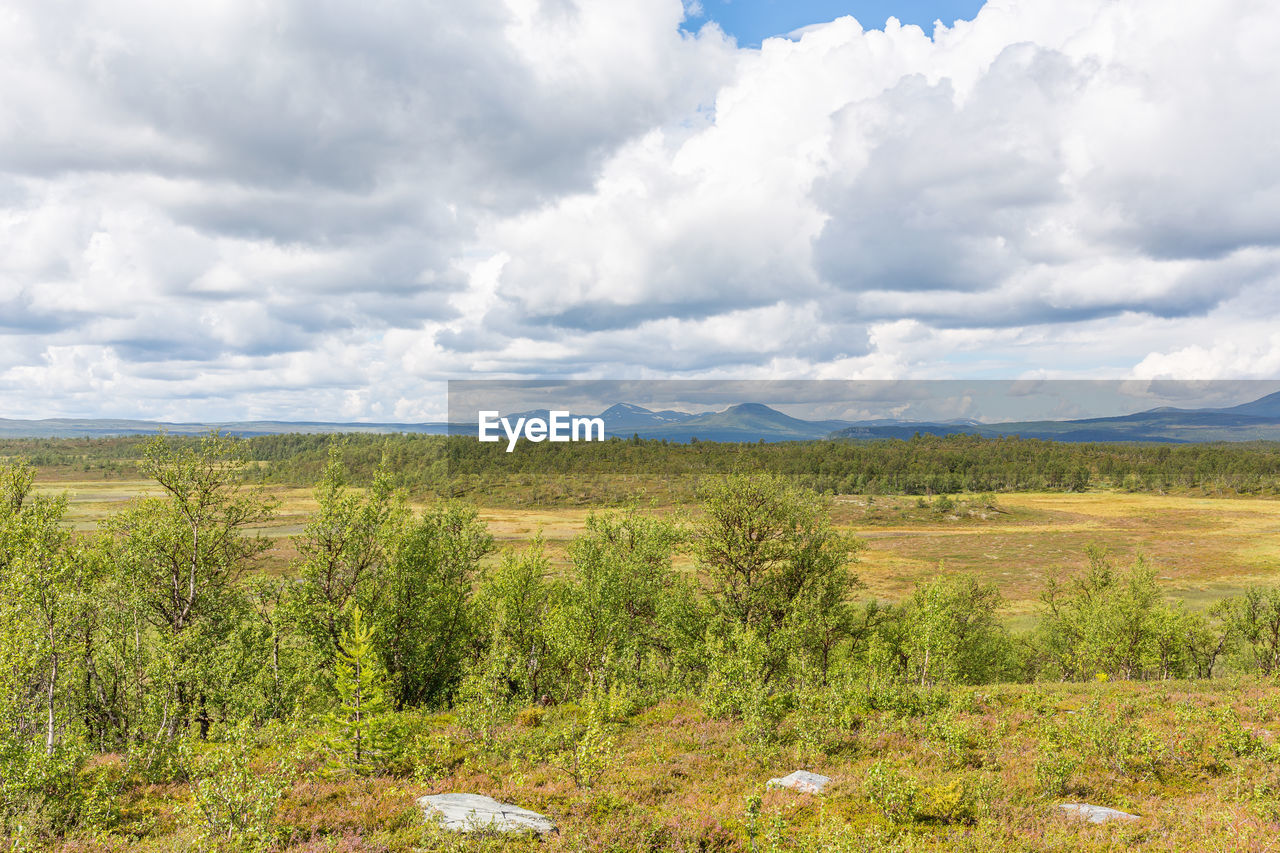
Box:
[261, 432, 1280, 500]
[6, 432, 1280, 502]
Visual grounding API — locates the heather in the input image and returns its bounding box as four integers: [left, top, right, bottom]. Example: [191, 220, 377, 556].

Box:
[3, 435, 1280, 851]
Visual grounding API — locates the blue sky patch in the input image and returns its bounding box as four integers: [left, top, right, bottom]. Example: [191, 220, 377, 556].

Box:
[684, 0, 986, 45]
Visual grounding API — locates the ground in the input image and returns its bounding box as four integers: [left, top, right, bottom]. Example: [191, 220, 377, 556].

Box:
[54, 680, 1280, 852]
[24, 474, 1280, 851]
[35, 478, 1280, 613]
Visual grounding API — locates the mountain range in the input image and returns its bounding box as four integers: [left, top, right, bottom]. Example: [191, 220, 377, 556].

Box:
[6, 390, 1280, 443]
[505, 392, 1280, 443]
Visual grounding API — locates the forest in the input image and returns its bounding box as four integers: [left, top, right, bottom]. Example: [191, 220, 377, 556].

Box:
[3, 433, 1280, 851]
[8, 431, 1280, 504]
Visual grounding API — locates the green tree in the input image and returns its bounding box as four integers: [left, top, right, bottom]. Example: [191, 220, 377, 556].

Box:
[1219, 586, 1280, 675]
[375, 502, 492, 708]
[1039, 547, 1172, 680]
[329, 606, 389, 772]
[0, 462, 102, 841]
[291, 444, 406, 681]
[694, 473, 862, 684]
[0, 462, 103, 757]
[474, 543, 562, 702]
[15, 496, 91, 755]
[897, 574, 1008, 686]
[556, 509, 700, 693]
[104, 433, 276, 740]
[242, 577, 313, 720]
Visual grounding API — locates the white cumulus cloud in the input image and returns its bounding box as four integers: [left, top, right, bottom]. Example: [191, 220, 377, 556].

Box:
[1, 0, 1277, 419]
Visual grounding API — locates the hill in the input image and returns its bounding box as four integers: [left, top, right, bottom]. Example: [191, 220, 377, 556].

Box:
[10, 389, 1280, 443]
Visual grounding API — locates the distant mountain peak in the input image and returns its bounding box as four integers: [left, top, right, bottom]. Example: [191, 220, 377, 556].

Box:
[593, 403, 696, 429]
[1223, 389, 1280, 417]
[600, 402, 653, 416]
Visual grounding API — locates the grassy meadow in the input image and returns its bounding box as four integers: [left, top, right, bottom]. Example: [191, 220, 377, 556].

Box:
[8, 438, 1280, 852]
[33, 475, 1280, 613]
[46, 679, 1280, 853]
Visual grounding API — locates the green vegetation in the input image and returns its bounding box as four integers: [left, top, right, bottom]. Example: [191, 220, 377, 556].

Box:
[8, 432, 1280, 504]
[2, 434, 1280, 850]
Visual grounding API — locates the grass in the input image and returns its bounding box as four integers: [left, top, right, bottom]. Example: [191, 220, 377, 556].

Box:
[19, 469, 1280, 851]
[37, 478, 1280, 612]
[44, 678, 1280, 851]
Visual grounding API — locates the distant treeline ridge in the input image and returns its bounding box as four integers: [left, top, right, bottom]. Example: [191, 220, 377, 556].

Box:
[4, 432, 1280, 500]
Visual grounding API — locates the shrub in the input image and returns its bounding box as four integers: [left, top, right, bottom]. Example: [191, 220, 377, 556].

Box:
[864, 761, 919, 825]
[0, 741, 91, 844]
[183, 733, 293, 853]
[549, 684, 618, 789]
[514, 705, 545, 728]
[929, 713, 998, 770]
[326, 606, 390, 775]
[1034, 752, 1078, 797]
[918, 778, 982, 825]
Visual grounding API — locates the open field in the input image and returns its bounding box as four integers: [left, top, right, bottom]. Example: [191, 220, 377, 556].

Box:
[39, 679, 1280, 852]
[36, 477, 1280, 615]
[840, 492, 1280, 614]
[13, 455, 1280, 852]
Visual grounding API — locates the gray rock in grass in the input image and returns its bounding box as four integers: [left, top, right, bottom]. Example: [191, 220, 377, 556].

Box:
[419, 793, 556, 834]
[766, 770, 831, 794]
[1055, 803, 1140, 824]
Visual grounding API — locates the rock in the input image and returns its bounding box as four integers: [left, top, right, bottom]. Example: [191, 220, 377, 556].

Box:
[1055, 803, 1140, 824]
[419, 793, 556, 834]
[766, 770, 831, 794]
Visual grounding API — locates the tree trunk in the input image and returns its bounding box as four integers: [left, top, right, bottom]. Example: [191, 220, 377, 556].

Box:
[46, 645, 58, 756]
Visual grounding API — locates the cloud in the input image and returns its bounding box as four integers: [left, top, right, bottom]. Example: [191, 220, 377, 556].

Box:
[1, 0, 1278, 420]
[0, 0, 735, 417]
[461, 1, 1280, 386]
[1135, 334, 1280, 381]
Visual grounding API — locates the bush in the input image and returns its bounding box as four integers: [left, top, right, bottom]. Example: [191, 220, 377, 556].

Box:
[864, 761, 919, 825]
[702, 624, 771, 721]
[918, 778, 983, 825]
[549, 684, 619, 788]
[0, 741, 91, 844]
[183, 733, 293, 853]
[1033, 752, 1078, 797]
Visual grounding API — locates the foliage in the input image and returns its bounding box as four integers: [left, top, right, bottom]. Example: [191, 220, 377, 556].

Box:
[473, 543, 563, 704]
[374, 502, 492, 709]
[0, 740, 90, 844]
[9, 435, 1280, 849]
[102, 433, 278, 743]
[555, 509, 700, 695]
[548, 684, 619, 789]
[1218, 586, 1280, 675]
[289, 443, 407, 689]
[1036, 547, 1226, 681]
[890, 575, 1012, 686]
[242, 431, 1280, 504]
[864, 760, 920, 824]
[327, 607, 390, 774]
[12, 432, 1280, 505]
[184, 728, 293, 853]
[695, 473, 864, 693]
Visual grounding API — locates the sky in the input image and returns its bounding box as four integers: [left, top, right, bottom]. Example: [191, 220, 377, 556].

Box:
[685, 1, 984, 46]
[2, 0, 1279, 422]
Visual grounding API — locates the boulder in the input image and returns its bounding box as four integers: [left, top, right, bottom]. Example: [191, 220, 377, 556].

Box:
[766, 770, 831, 794]
[419, 793, 556, 834]
[1055, 803, 1140, 824]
